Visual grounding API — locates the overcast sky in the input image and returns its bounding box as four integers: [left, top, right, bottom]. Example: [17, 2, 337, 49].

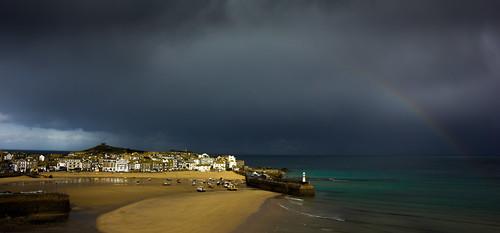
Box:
[1, 0, 499, 155]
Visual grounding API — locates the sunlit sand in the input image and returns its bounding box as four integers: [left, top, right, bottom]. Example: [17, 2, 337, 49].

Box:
[1, 171, 278, 233]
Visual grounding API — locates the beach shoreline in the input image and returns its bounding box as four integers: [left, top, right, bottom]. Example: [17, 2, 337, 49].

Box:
[40, 170, 246, 180]
[1, 171, 279, 233]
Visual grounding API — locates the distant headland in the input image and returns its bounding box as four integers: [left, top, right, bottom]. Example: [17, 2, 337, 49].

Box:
[82, 143, 144, 154]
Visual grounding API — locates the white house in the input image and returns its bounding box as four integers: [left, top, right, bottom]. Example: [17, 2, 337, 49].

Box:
[188, 158, 200, 165]
[14, 159, 27, 172]
[4, 153, 13, 161]
[57, 161, 67, 171]
[115, 158, 129, 172]
[226, 155, 237, 169]
[200, 156, 214, 165]
[130, 161, 141, 171]
[197, 164, 211, 172]
[184, 161, 197, 170]
[212, 161, 226, 171]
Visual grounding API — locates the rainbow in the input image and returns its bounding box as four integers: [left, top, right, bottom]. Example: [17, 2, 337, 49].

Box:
[337, 63, 465, 155]
[374, 81, 465, 155]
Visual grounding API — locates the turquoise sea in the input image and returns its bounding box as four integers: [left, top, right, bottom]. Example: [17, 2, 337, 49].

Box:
[236, 155, 500, 233]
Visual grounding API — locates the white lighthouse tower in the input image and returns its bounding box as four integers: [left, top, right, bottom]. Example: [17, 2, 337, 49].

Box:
[302, 172, 306, 183]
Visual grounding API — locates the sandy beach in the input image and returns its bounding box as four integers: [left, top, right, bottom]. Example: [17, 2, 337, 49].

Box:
[1, 172, 279, 233]
[97, 189, 278, 233]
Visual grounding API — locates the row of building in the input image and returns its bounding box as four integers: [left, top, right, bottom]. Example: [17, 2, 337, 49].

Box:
[0, 150, 244, 173]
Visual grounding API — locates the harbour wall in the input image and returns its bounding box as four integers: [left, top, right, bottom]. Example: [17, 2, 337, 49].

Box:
[246, 176, 315, 197]
[0, 192, 70, 218]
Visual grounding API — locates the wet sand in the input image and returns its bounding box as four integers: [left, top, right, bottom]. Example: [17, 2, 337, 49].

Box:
[1, 172, 279, 233]
[97, 190, 278, 233]
[231, 196, 288, 233]
[0, 175, 44, 184]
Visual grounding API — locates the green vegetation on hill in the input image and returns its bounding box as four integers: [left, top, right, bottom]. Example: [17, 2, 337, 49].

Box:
[82, 143, 144, 154]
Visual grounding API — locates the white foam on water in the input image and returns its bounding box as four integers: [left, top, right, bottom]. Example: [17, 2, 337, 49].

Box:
[286, 200, 304, 206]
[289, 200, 304, 206]
[285, 196, 304, 205]
[285, 196, 304, 202]
[276, 202, 346, 222]
[277, 202, 292, 211]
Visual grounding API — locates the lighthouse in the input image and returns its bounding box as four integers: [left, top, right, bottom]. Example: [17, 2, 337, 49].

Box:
[302, 172, 306, 183]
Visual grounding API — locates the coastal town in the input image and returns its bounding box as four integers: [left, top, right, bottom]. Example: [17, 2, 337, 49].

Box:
[0, 143, 315, 233]
[0, 144, 281, 233]
[0, 143, 244, 174]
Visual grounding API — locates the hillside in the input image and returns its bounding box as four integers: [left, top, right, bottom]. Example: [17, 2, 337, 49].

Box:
[82, 143, 144, 154]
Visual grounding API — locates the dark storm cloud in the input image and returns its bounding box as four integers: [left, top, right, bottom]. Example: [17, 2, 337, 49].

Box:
[1, 0, 499, 154]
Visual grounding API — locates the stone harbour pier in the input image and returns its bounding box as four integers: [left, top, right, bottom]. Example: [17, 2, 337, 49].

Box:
[245, 172, 315, 197]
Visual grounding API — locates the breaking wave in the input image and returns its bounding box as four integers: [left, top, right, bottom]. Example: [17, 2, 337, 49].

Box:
[276, 202, 345, 222]
[285, 196, 304, 202]
[285, 196, 304, 205]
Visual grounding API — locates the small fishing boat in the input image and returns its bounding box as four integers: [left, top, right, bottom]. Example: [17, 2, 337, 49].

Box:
[227, 185, 238, 191]
[197, 186, 206, 192]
